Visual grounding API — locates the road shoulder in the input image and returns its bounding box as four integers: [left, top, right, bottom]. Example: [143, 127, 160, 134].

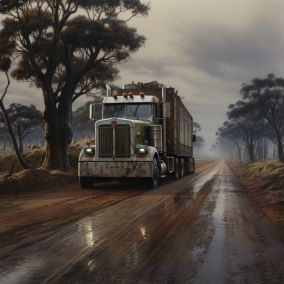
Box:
[228, 160, 284, 242]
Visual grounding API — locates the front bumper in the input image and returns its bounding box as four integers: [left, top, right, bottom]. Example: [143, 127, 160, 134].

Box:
[78, 161, 153, 178]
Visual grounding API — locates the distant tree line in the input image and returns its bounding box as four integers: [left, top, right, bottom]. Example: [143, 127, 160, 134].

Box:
[216, 73, 284, 163]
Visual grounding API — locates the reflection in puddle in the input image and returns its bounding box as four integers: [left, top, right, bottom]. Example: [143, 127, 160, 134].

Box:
[78, 219, 99, 248]
[173, 167, 220, 209]
[87, 260, 96, 272]
[191, 168, 219, 196]
[140, 226, 147, 240]
[196, 173, 232, 283]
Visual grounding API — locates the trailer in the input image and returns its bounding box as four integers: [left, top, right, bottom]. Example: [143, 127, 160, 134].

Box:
[78, 81, 196, 188]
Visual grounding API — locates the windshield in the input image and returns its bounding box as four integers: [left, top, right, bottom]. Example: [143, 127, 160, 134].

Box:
[103, 104, 153, 119]
[126, 104, 152, 118]
[103, 104, 125, 118]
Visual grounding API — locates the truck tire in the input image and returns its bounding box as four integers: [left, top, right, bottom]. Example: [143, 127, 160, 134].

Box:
[148, 158, 159, 189]
[79, 177, 94, 189]
[189, 157, 195, 174]
[173, 157, 179, 180]
[185, 158, 190, 175]
[179, 158, 184, 178]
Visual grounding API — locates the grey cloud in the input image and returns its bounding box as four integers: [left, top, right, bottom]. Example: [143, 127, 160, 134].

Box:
[122, 56, 173, 79]
[179, 13, 284, 83]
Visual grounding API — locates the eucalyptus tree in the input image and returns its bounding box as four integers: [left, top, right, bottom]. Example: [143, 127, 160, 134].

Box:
[0, 31, 32, 168]
[241, 74, 284, 162]
[216, 100, 267, 162]
[0, 0, 149, 169]
[0, 104, 43, 153]
[226, 100, 268, 162]
[216, 121, 244, 160]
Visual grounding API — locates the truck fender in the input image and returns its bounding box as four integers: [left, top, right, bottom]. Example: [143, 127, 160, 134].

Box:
[139, 146, 159, 162]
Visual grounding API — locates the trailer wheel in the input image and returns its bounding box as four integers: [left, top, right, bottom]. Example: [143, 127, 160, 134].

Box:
[189, 157, 195, 174]
[184, 158, 190, 175]
[179, 158, 185, 178]
[79, 177, 94, 189]
[173, 157, 179, 180]
[149, 158, 159, 189]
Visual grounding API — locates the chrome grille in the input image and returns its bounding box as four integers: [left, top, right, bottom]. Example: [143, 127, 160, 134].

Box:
[116, 125, 131, 158]
[98, 124, 131, 158]
[99, 125, 113, 158]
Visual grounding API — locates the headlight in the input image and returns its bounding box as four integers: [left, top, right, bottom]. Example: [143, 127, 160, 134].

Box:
[136, 145, 148, 154]
[84, 146, 95, 155]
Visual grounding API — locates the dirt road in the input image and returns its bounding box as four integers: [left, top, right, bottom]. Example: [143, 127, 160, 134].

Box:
[1, 161, 284, 284]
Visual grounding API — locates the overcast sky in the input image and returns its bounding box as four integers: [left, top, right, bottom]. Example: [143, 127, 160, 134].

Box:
[2, 0, 284, 148]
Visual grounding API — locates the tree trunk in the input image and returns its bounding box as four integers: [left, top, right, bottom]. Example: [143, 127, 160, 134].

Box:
[41, 91, 73, 170]
[18, 131, 23, 154]
[247, 142, 255, 162]
[42, 106, 66, 169]
[58, 95, 73, 169]
[236, 144, 242, 160]
[276, 132, 284, 162]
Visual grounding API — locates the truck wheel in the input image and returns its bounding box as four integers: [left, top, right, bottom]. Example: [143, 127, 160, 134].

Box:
[185, 158, 190, 175]
[79, 177, 94, 189]
[173, 157, 179, 180]
[149, 158, 159, 189]
[179, 158, 184, 178]
[189, 158, 195, 174]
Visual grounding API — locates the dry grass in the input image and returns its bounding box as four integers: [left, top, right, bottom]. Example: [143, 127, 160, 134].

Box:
[230, 160, 284, 207]
[230, 160, 284, 237]
[0, 139, 92, 193]
[0, 139, 92, 175]
[231, 160, 284, 189]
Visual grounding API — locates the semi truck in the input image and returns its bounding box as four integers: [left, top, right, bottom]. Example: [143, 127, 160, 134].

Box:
[78, 81, 196, 188]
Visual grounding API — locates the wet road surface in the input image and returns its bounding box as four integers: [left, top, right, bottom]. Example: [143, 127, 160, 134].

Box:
[1, 161, 284, 283]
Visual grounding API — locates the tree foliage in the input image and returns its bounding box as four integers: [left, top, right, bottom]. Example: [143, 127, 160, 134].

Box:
[0, 30, 32, 168]
[217, 73, 284, 162]
[240, 73, 284, 162]
[0, 0, 149, 169]
[1, 0, 148, 97]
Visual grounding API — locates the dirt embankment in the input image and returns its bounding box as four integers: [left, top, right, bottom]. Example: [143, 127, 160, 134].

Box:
[0, 141, 88, 194]
[0, 140, 87, 174]
[230, 160, 284, 236]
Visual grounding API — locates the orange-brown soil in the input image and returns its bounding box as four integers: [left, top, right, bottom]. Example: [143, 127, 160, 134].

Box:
[229, 160, 284, 238]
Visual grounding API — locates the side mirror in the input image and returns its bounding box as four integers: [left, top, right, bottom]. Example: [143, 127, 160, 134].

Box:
[89, 104, 96, 120]
[192, 134, 196, 143]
